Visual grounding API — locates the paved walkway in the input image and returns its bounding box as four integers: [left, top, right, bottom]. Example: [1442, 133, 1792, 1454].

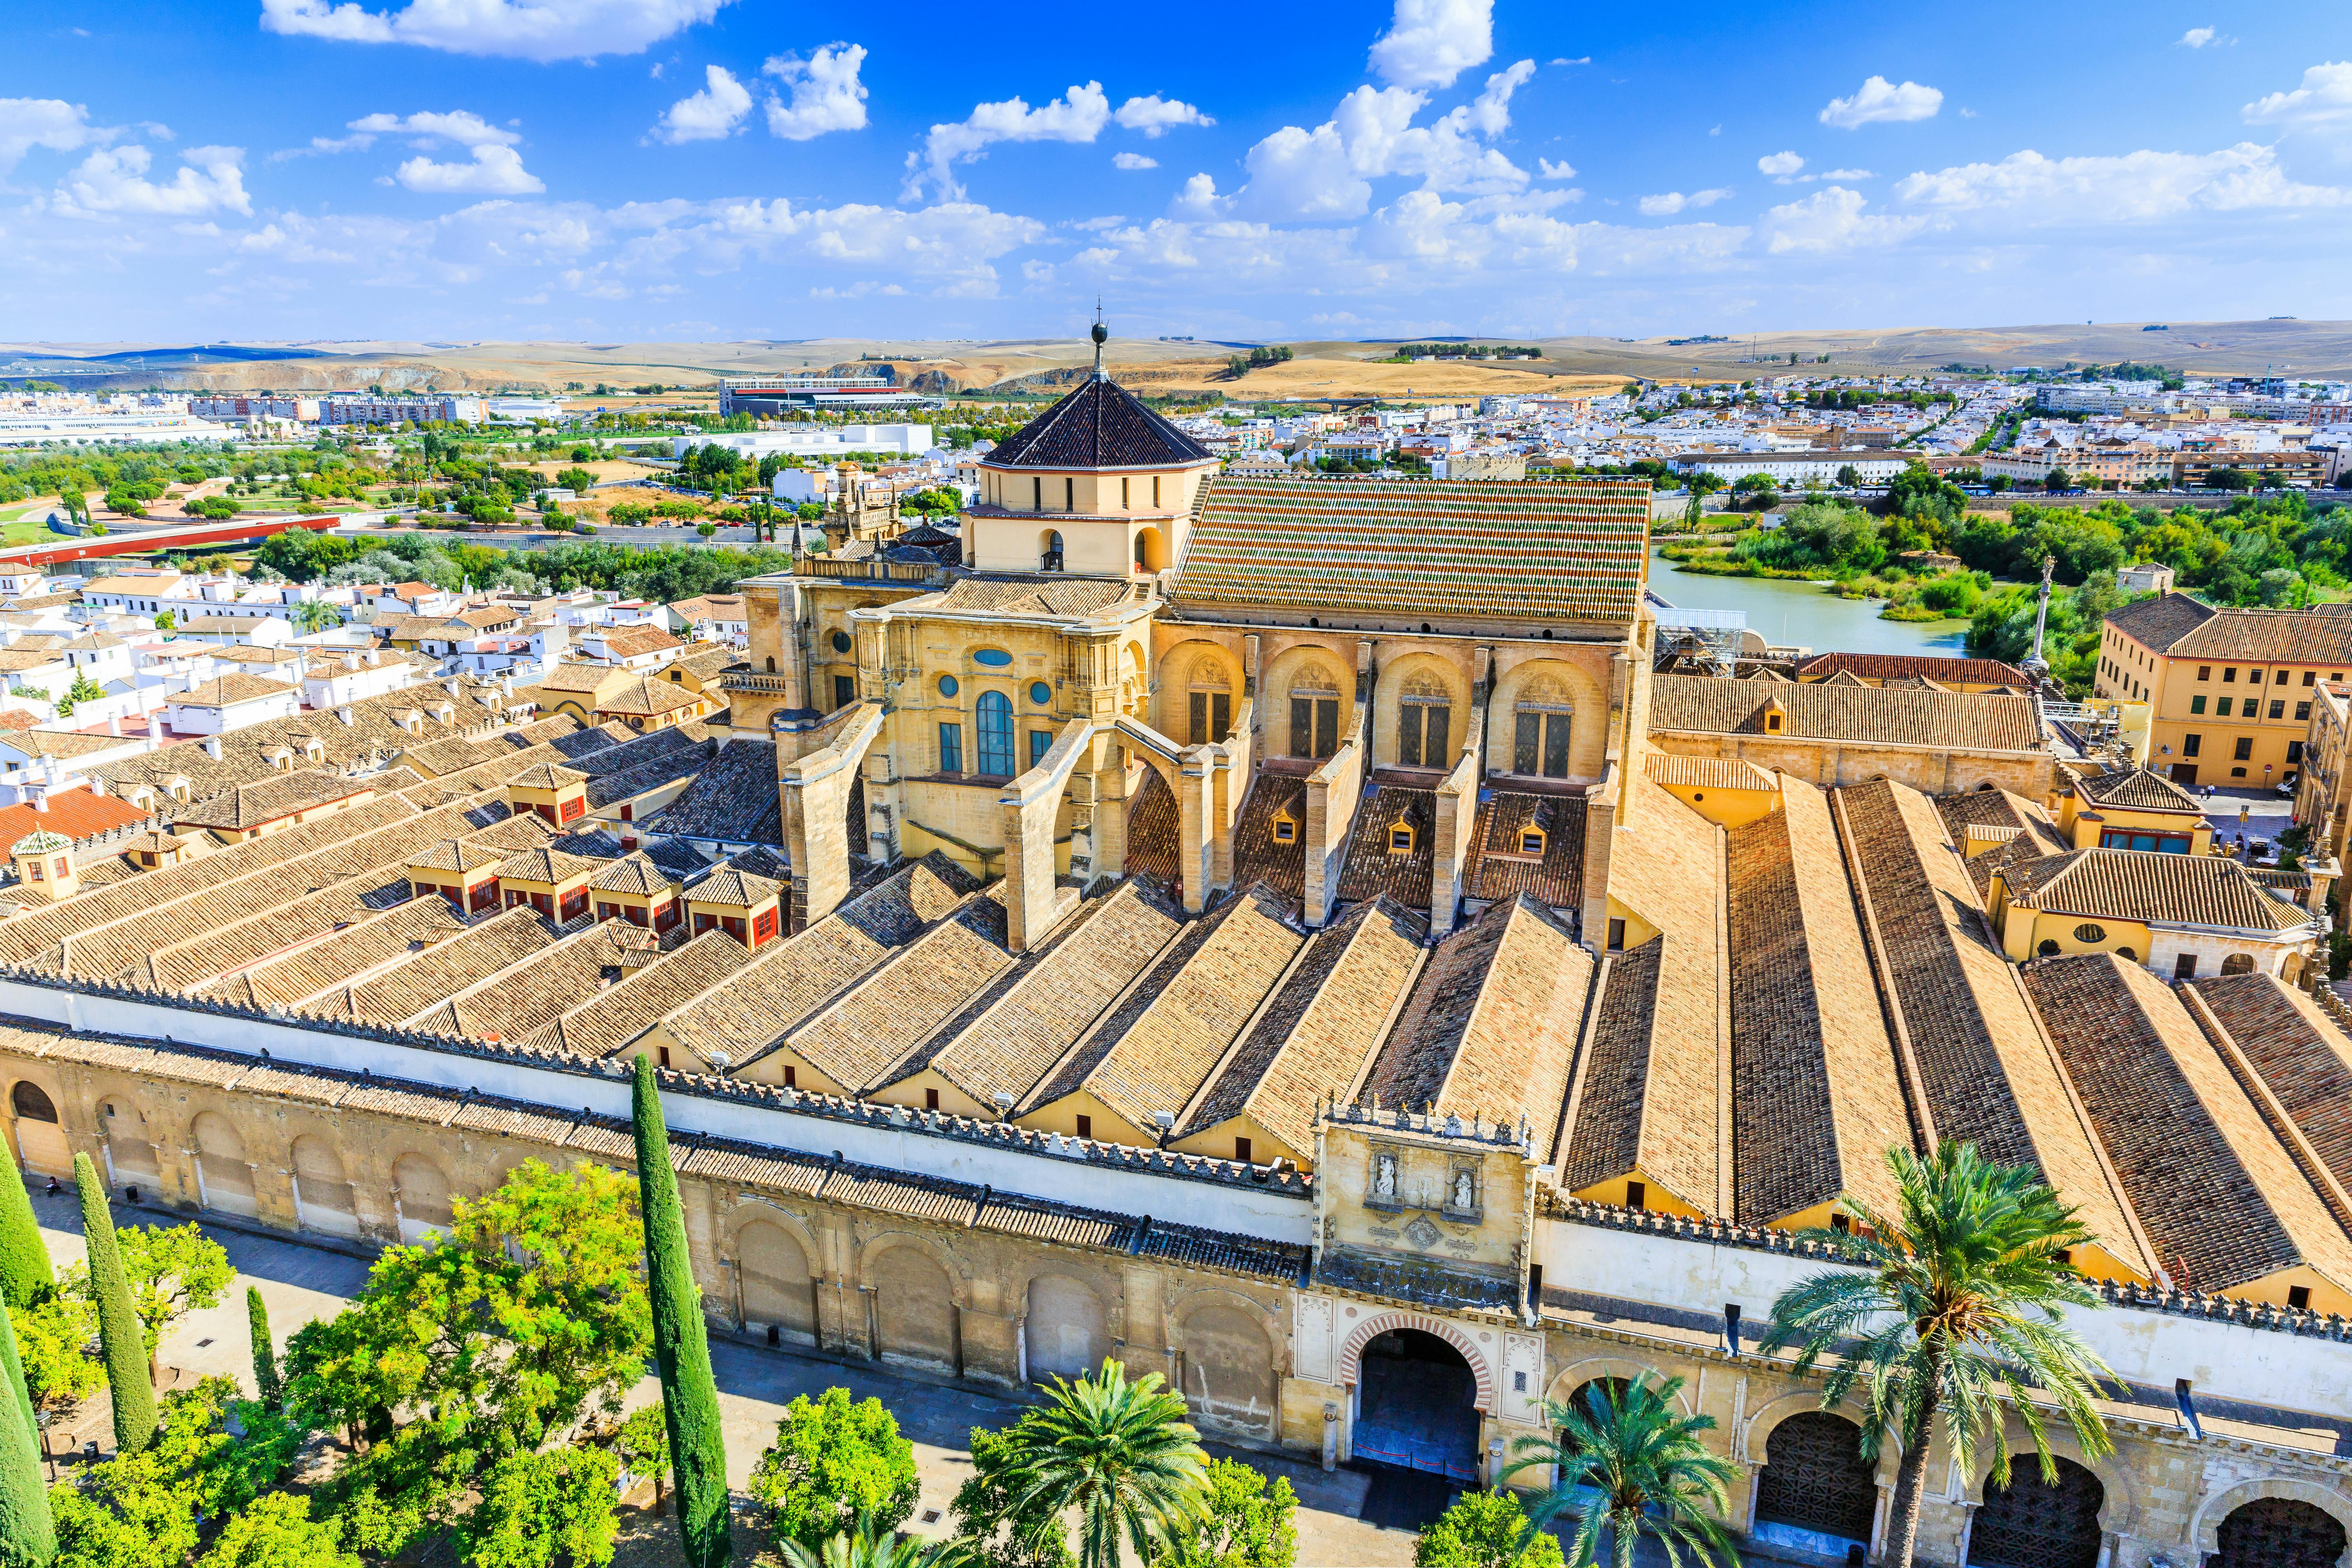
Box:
[30, 1189, 1420, 1566]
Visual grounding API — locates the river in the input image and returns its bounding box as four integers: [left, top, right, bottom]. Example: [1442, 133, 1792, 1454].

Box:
[1648, 545, 1970, 659]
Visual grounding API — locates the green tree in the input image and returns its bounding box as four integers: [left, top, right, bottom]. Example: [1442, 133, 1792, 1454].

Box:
[775, 1521, 949, 1568]
[1411, 1490, 1562, 1568]
[1759, 1142, 2114, 1568]
[949, 1421, 1074, 1568]
[1000, 1360, 1204, 1568]
[15, 1293, 98, 1448]
[0, 1171, 49, 1314]
[1158, 1457, 1295, 1568]
[107, 1224, 232, 1376]
[53, 675, 100, 720]
[73, 1156, 150, 1459]
[50, 1377, 293, 1568]
[748, 1388, 919, 1553]
[246, 1289, 278, 1409]
[0, 1295, 52, 1568]
[1501, 1376, 1733, 1568]
[289, 599, 340, 635]
[630, 1055, 729, 1568]
[615, 1402, 671, 1514]
[1835, 464, 1861, 489]
[192, 1492, 355, 1568]
[458, 1445, 620, 1568]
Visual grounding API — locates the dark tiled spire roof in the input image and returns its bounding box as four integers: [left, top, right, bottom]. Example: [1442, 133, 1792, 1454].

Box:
[982, 378, 1213, 470]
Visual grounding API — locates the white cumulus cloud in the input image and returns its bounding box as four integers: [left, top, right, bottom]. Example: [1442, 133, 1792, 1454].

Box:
[763, 44, 869, 140]
[52, 143, 251, 218]
[1368, 0, 1492, 88]
[653, 64, 752, 143]
[1111, 95, 1213, 137]
[1819, 76, 1943, 129]
[346, 109, 519, 147]
[1893, 143, 2350, 220]
[1757, 150, 1804, 179]
[905, 82, 1110, 200]
[1761, 186, 1925, 252]
[0, 98, 108, 174]
[1113, 152, 1157, 170]
[258, 0, 727, 60]
[2179, 27, 2218, 47]
[1538, 157, 1576, 180]
[394, 142, 543, 194]
[1637, 188, 1731, 216]
[2243, 62, 2352, 146]
[1230, 59, 1534, 220]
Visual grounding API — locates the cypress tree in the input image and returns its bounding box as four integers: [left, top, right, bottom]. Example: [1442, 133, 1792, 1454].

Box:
[73, 1154, 151, 1457]
[631, 1055, 728, 1568]
[0, 1169, 48, 1315]
[247, 1287, 279, 1408]
[0, 1295, 50, 1568]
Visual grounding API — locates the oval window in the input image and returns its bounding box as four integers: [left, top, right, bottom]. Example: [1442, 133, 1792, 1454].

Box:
[1030, 682, 1052, 705]
[2074, 923, 2107, 944]
[973, 648, 1013, 668]
[831, 630, 851, 653]
[937, 674, 960, 698]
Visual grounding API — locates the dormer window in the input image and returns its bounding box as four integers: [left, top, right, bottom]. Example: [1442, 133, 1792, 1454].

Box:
[1387, 820, 1415, 854]
[1519, 829, 1545, 856]
[1272, 809, 1298, 844]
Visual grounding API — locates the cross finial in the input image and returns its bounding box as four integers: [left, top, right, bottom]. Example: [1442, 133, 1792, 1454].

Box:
[1091, 298, 1108, 379]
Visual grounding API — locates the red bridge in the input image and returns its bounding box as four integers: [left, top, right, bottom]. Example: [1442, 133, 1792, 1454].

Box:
[0, 513, 345, 570]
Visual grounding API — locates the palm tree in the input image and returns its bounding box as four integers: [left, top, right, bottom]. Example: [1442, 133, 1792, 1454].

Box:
[1758, 1141, 2116, 1568]
[777, 1519, 950, 1568]
[291, 598, 341, 635]
[1501, 1375, 1735, 1568]
[1001, 1358, 1205, 1568]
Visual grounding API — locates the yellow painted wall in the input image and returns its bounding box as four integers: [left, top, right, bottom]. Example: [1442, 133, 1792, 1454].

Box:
[1569, 1169, 1709, 1221]
[1656, 781, 1780, 829]
[1168, 1110, 1303, 1170]
[1018, 1089, 1157, 1151]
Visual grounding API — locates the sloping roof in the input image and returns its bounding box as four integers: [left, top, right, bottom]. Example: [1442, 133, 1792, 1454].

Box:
[1724, 782, 1909, 1224]
[588, 625, 683, 660]
[1462, 791, 1585, 907]
[2105, 593, 2352, 663]
[1795, 651, 2032, 686]
[922, 576, 1139, 618]
[783, 885, 1015, 1091]
[519, 929, 755, 1058]
[1642, 753, 1781, 791]
[594, 677, 702, 718]
[497, 845, 601, 885]
[645, 740, 784, 845]
[2075, 766, 2205, 814]
[171, 769, 368, 831]
[1998, 849, 2311, 933]
[170, 673, 299, 708]
[1175, 478, 1651, 625]
[685, 866, 779, 908]
[407, 837, 505, 873]
[2184, 971, 2352, 1195]
[1334, 786, 1434, 908]
[979, 376, 1214, 470]
[1648, 675, 2046, 752]
[0, 788, 151, 847]
[2028, 954, 2352, 1296]
[508, 762, 588, 790]
[590, 852, 675, 896]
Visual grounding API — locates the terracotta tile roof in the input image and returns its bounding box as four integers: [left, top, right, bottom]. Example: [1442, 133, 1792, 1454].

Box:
[169, 769, 369, 831]
[192, 894, 470, 1009]
[2106, 593, 2352, 663]
[519, 929, 755, 1058]
[497, 845, 600, 885]
[897, 877, 1184, 1108]
[685, 866, 779, 908]
[1833, 779, 2152, 1274]
[1795, 651, 2032, 686]
[1229, 775, 1307, 899]
[922, 576, 1140, 618]
[1648, 675, 2046, 752]
[1553, 780, 1720, 1210]
[0, 730, 128, 762]
[313, 905, 559, 1026]
[406, 921, 661, 1041]
[1641, 754, 1781, 791]
[1181, 895, 1427, 1155]
[532, 662, 625, 695]
[1998, 849, 2311, 933]
[591, 676, 702, 719]
[646, 740, 783, 844]
[408, 837, 505, 874]
[2028, 954, 2352, 1296]
[589, 852, 675, 896]
[2183, 972, 2352, 1196]
[508, 762, 588, 790]
[659, 853, 978, 1069]
[1030, 883, 1305, 1131]
[1176, 478, 1651, 625]
[1724, 782, 1910, 1224]
[2075, 766, 2205, 814]
[169, 673, 299, 707]
[980, 377, 1214, 470]
[784, 886, 1015, 1091]
[1371, 891, 1590, 1140]
[1334, 786, 1434, 908]
[1120, 768, 1178, 882]
[0, 788, 152, 846]
[1462, 791, 1585, 907]
[588, 625, 683, 660]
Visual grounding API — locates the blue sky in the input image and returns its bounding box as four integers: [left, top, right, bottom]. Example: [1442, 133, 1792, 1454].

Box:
[4, 0, 2350, 343]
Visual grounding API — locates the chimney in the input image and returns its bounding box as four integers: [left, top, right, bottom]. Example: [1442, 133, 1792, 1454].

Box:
[367, 649, 381, 666]
[106, 713, 120, 737]
[203, 735, 223, 761]
[337, 705, 356, 726]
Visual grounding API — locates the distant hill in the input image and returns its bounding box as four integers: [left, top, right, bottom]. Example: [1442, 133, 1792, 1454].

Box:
[1, 319, 2344, 396]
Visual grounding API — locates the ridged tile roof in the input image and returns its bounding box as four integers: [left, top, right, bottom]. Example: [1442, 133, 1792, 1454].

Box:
[2074, 765, 2205, 814]
[2184, 971, 2352, 1195]
[1795, 651, 2032, 686]
[1648, 675, 2046, 752]
[978, 377, 1214, 470]
[2105, 592, 2352, 663]
[1174, 478, 1650, 624]
[1999, 849, 2310, 933]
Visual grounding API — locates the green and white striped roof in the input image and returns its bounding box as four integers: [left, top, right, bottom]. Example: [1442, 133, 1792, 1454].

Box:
[1173, 478, 1650, 625]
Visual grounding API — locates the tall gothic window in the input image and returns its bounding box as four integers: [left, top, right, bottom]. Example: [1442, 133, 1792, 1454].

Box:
[1289, 669, 1341, 760]
[1397, 673, 1453, 768]
[1513, 676, 1573, 777]
[1187, 658, 1232, 745]
[976, 690, 1015, 776]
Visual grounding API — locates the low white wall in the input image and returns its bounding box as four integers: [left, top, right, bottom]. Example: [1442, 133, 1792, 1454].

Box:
[0, 980, 1312, 1245]
[1546, 1216, 2352, 1423]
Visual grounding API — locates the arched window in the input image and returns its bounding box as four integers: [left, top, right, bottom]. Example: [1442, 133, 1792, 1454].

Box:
[1040, 530, 1064, 571]
[1289, 665, 1342, 760]
[976, 690, 1014, 777]
[1187, 657, 1232, 746]
[10, 1083, 55, 1124]
[1513, 676, 1573, 777]
[2221, 953, 2257, 975]
[1399, 673, 1453, 768]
